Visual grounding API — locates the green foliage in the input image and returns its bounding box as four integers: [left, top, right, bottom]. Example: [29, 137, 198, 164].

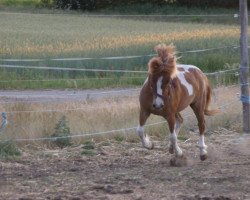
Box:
[40, 0, 53, 7]
[53, 0, 240, 11]
[0, 0, 53, 8]
[51, 116, 72, 148]
[81, 149, 96, 156]
[82, 140, 95, 150]
[0, 141, 21, 159]
[175, 0, 238, 9]
[114, 134, 125, 143]
[0, 0, 40, 6]
[81, 140, 96, 156]
[53, 0, 170, 11]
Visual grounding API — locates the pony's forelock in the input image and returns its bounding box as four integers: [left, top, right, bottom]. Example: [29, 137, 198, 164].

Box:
[154, 44, 176, 62]
[148, 44, 177, 78]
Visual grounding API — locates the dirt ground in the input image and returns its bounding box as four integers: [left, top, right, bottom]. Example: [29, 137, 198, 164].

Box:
[1, 126, 250, 200]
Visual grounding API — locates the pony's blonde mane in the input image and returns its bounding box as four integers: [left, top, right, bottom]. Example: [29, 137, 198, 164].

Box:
[148, 44, 177, 78]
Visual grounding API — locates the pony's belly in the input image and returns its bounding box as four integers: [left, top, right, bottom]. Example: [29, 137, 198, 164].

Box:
[177, 96, 194, 112]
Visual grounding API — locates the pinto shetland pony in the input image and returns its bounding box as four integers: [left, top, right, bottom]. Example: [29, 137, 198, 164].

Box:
[137, 44, 218, 161]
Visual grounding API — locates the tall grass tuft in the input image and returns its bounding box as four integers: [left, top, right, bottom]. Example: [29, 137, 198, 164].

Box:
[51, 115, 72, 148]
[0, 140, 21, 159]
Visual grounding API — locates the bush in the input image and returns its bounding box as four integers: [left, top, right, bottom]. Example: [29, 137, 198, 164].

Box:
[53, 0, 95, 10]
[175, 0, 238, 8]
[51, 116, 72, 148]
[53, 0, 240, 11]
[40, 0, 53, 8]
[0, 141, 21, 159]
[53, 0, 168, 11]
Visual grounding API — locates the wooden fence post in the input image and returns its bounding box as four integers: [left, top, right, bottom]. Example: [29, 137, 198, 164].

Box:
[239, 0, 250, 132]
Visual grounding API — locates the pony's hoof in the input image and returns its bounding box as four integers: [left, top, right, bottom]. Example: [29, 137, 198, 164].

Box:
[147, 142, 154, 150]
[200, 154, 208, 161]
[143, 142, 154, 150]
[169, 146, 174, 154]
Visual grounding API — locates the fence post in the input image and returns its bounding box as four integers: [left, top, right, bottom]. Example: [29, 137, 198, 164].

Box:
[239, 0, 250, 132]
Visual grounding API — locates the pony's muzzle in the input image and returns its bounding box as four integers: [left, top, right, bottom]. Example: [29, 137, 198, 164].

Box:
[153, 97, 164, 109]
[153, 102, 164, 109]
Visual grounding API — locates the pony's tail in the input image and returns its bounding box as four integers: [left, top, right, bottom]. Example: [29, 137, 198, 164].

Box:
[204, 85, 220, 116]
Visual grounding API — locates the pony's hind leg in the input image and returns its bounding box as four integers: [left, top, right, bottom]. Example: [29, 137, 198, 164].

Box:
[137, 109, 154, 149]
[191, 104, 208, 161]
[169, 113, 183, 154]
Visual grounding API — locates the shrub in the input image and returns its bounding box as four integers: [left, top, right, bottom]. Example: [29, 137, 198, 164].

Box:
[40, 0, 53, 8]
[53, 0, 168, 11]
[0, 141, 21, 159]
[175, 0, 238, 8]
[51, 116, 72, 148]
[53, 0, 95, 10]
[53, 0, 240, 11]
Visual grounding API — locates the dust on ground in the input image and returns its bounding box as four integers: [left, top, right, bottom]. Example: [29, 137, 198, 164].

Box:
[1, 126, 250, 200]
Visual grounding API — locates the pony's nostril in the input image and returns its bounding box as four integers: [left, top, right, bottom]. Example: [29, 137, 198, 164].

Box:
[153, 104, 156, 108]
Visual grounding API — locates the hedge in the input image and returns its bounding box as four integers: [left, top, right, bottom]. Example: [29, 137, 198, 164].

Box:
[53, 0, 240, 11]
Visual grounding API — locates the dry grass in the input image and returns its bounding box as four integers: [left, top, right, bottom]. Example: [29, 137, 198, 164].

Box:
[0, 85, 242, 145]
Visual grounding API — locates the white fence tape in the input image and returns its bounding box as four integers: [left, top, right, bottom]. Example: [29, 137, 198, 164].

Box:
[0, 76, 145, 83]
[0, 64, 147, 73]
[1, 12, 241, 17]
[90, 14, 239, 17]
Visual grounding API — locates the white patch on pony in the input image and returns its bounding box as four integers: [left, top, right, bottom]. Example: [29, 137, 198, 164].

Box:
[198, 135, 208, 155]
[170, 130, 183, 156]
[176, 64, 199, 96]
[137, 125, 153, 149]
[177, 64, 201, 72]
[154, 76, 164, 108]
[177, 72, 193, 96]
[144, 135, 152, 147]
[136, 125, 144, 135]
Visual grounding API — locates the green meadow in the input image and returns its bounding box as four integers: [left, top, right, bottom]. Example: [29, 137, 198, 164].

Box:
[0, 11, 243, 89]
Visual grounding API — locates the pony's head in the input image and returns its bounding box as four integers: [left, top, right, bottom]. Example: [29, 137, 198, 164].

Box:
[148, 44, 177, 77]
[148, 44, 178, 108]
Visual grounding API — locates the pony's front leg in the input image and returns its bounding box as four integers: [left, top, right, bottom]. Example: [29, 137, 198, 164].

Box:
[166, 115, 183, 157]
[169, 115, 182, 155]
[137, 109, 154, 149]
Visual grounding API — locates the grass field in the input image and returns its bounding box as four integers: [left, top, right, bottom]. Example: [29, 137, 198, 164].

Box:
[0, 11, 244, 89]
